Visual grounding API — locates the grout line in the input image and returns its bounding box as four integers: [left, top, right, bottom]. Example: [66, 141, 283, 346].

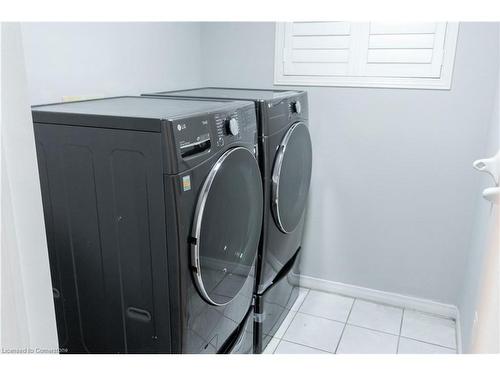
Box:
[272, 337, 282, 354]
[295, 310, 353, 325]
[398, 335, 457, 351]
[396, 309, 405, 354]
[344, 323, 401, 337]
[334, 297, 356, 353]
[272, 341, 279, 354]
[334, 325, 347, 354]
[295, 309, 400, 337]
[278, 338, 333, 354]
[398, 308, 405, 336]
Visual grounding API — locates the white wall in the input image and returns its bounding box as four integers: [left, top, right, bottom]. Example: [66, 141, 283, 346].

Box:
[1, 23, 58, 352]
[200, 22, 500, 306]
[21, 22, 202, 105]
[459, 65, 499, 352]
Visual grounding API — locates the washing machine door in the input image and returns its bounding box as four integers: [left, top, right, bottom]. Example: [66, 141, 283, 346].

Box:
[272, 122, 312, 233]
[191, 147, 263, 306]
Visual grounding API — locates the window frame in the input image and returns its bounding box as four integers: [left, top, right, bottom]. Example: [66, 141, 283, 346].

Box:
[274, 22, 460, 90]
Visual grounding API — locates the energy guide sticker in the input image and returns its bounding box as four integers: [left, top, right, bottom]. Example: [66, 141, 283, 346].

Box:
[182, 175, 191, 192]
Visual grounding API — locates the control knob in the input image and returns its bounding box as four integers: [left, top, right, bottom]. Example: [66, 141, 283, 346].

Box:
[291, 100, 302, 114]
[226, 117, 240, 136]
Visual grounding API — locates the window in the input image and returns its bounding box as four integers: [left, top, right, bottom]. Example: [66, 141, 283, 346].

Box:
[274, 22, 459, 89]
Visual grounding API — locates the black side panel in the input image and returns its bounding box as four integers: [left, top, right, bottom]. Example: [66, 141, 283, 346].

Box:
[34, 123, 171, 353]
[36, 142, 69, 348]
[62, 144, 113, 352]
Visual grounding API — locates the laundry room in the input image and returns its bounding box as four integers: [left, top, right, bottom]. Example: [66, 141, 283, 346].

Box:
[1, 0, 500, 372]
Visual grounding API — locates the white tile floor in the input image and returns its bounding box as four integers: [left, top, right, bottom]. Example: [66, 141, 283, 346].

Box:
[264, 288, 458, 354]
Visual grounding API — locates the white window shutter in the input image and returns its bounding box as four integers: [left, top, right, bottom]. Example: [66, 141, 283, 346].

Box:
[359, 22, 448, 78]
[282, 22, 353, 76]
[275, 22, 459, 89]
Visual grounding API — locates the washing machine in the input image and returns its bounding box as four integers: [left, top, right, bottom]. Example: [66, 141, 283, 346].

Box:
[32, 96, 262, 354]
[142, 88, 312, 353]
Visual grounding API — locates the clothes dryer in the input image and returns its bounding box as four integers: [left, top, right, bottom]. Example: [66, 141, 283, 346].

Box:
[33, 96, 262, 353]
[143, 88, 312, 353]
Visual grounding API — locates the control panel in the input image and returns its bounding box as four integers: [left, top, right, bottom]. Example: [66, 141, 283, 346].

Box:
[262, 92, 308, 136]
[172, 104, 257, 160]
[267, 93, 308, 120]
[175, 118, 212, 158]
[213, 106, 255, 150]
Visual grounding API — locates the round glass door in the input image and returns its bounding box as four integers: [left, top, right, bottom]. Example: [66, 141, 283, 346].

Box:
[191, 147, 263, 306]
[272, 122, 312, 233]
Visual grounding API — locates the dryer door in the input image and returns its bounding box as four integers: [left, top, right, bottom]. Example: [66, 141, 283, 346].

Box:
[191, 147, 263, 306]
[272, 122, 312, 233]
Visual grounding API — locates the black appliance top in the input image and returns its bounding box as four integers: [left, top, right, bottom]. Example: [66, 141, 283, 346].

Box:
[150, 87, 302, 101]
[32, 96, 251, 132]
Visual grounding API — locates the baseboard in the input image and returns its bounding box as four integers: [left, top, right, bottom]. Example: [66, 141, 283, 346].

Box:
[293, 274, 463, 353]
